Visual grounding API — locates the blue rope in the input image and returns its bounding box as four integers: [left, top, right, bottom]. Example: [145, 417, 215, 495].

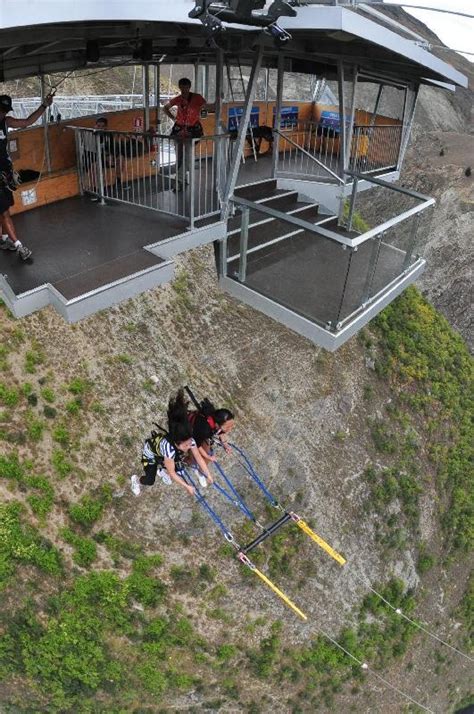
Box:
[229, 443, 279, 507]
[181, 467, 235, 542]
[213, 460, 257, 522]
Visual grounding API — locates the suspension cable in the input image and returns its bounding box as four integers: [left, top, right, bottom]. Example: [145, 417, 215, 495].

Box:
[351, 568, 474, 663]
[310, 623, 435, 713]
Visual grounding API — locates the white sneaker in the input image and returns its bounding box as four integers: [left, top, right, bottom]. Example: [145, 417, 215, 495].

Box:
[130, 474, 141, 496]
[193, 469, 208, 489]
[158, 468, 172, 486]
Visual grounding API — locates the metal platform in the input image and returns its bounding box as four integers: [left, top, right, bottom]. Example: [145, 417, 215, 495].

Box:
[0, 195, 226, 321]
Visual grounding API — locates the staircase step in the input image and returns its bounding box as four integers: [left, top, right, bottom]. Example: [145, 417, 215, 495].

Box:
[227, 203, 320, 257]
[234, 179, 277, 201]
[228, 191, 299, 231]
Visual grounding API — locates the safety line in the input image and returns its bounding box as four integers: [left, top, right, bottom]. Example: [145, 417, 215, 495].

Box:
[312, 624, 435, 713]
[352, 569, 474, 663]
[229, 443, 279, 506]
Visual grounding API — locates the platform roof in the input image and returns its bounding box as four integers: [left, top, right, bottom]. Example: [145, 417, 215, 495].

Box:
[0, 0, 467, 88]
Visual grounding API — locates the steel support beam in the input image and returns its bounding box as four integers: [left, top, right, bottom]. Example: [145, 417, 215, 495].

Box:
[272, 53, 284, 179]
[344, 65, 358, 173]
[142, 63, 150, 131]
[154, 63, 160, 130]
[398, 85, 419, 168]
[222, 43, 264, 220]
[40, 75, 51, 173]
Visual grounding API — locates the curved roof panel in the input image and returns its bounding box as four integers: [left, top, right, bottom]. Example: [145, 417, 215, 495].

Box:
[0, 0, 467, 88]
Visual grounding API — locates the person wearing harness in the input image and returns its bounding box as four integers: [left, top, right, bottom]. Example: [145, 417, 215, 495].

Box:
[0, 93, 54, 260]
[131, 389, 214, 497]
[190, 405, 235, 463]
[163, 78, 214, 192]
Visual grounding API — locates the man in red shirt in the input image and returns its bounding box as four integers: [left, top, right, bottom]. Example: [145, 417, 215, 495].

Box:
[163, 78, 213, 192]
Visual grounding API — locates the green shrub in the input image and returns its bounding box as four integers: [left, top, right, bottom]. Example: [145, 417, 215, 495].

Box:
[25, 475, 55, 521]
[24, 349, 44, 374]
[51, 449, 72, 477]
[43, 405, 57, 419]
[65, 398, 82, 415]
[0, 452, 24, 480]
[40, 387, 55, 403]
[0, 502, 62, 588]
[67, 378, 91, 396]
[0, 383, 19, 407]
[27, 417, 45, 442]
[69, 496, 104, 528]
[61, 527, 97, 568]
[52, 424, 70, 447]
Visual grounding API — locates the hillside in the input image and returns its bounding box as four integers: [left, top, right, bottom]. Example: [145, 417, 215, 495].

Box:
[0, 244, 472, 713]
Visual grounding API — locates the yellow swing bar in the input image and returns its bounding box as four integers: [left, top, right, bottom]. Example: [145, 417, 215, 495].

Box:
[294, 518, 346, 566]
[238, 554, 307, 620]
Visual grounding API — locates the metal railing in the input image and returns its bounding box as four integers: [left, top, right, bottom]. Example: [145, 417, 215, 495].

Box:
[72, 127, 230, 227]
[226, 172, 434, 331]
[274, 120, 404, 183]
[274, 121, 343, 182]
[349, 124, 403, 174]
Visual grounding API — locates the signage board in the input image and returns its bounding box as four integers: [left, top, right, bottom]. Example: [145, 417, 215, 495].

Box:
[273, 106, 299, 129]
[227, 106, 260, 132]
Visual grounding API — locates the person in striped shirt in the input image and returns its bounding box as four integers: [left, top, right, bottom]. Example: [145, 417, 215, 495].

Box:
[131, 390, 213, 497]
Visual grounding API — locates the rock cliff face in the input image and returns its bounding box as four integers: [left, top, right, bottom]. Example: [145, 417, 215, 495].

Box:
[376, 5, 473, 349]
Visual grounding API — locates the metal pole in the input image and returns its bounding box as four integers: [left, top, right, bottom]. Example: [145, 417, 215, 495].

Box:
[337, 59, 346, 181]
[154, 63, 160, 130]
[238, 206, 249, 282]
[370, 83, 383, 127]
[272, 53, 284, 179]
[344, 65, 358, 173]
[95, 132, 106, 205]
[222, 43, 264, 219]
[398, 85, 419, 169]
[347, 176, 359, 231]
[142, 63, 150, 131]
[40, 76, 52, 173]
[214, 49, 224, 203]
[402, 213, 421, 271]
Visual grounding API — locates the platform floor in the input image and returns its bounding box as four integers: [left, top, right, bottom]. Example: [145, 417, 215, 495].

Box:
[228, 230, 408, 326]
[2, 197, 186, 297]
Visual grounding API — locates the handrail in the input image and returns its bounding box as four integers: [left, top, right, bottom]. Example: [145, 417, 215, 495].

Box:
[68, 125, 230, 142]
[232, 182, 434, 250]
[274, 128, 344, 185]
[344, 169, 434, 203]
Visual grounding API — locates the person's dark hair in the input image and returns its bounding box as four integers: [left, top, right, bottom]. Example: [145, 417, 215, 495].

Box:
[170, 420, 192, 445]
[96, 116, 108, 126]
[214, 408, 234, 426]
[178, 77, 192, 88]
[167, 389, 192, 444]
[0, 95, 13, 113]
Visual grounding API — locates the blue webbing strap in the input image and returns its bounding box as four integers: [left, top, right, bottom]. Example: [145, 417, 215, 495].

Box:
[213, 460, 256, 522]
[229, 443, 279, 507]
[181, 467, 236, 543]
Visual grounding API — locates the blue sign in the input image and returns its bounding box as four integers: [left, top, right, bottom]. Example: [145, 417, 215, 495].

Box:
[319, 110, 352, 131]
[228, 106, 260, 132]
[273, 105, 299, 129]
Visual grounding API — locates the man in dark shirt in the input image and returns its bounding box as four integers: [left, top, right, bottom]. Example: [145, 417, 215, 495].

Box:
[0, 92, 53, 260]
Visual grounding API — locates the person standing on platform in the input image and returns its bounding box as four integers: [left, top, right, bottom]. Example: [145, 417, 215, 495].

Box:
[163, 78, 213, 191]
[0, 92, 54, 260]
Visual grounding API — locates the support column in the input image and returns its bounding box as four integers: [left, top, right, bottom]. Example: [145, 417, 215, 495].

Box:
[40, 76, 51, 173]
[222, 42, 264, 219]
[272, 53, 284, 179]
[142, 63, 150, 131]
[337, 60, 347, 224]
[337, 59, 347, 180]
[154, 63, 160, 130]
[344, 65, 358, 174]
[214, 48, 225, 204]
[398, 85, 419, 169]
